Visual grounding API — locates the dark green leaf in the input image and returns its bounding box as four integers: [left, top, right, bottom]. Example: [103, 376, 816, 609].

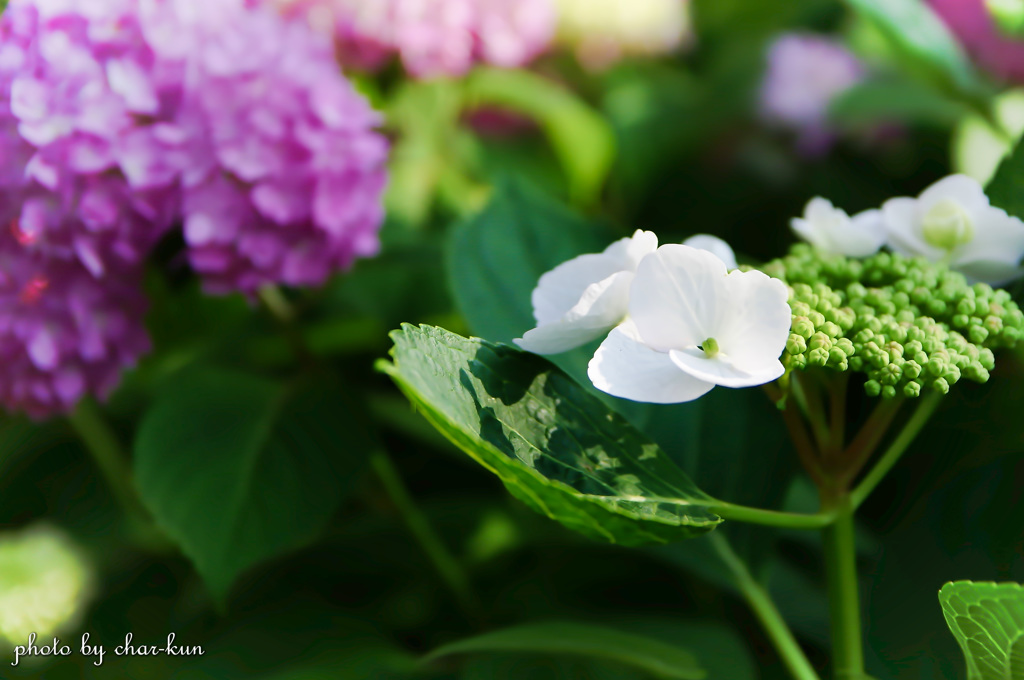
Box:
[134, 366, 368, 600]
[424, 621, 705, 680]
[986, 137, 1024, 220]
[939, 580, 1024, 680]
[378, 324, 721, 545]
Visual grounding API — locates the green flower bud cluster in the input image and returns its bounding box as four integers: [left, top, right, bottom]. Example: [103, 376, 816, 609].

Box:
[759, 244, 1024, 398]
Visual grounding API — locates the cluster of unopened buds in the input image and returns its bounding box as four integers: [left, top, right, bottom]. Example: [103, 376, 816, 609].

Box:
[516, 174, 1024, 403]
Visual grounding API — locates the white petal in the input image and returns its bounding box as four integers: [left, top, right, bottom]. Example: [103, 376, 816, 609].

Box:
[669, 348, 785, 388]
[954, 208, 1024, 269]
[838, 208, 887, 257]
[717, 269, 791, 371]
[515, 322, 609, 355]
[629, 244, 729, 352]
[515, 271, 632, 354]
[682, 234, 738, 269]
[918, 174, 990, 216]
[953, 260, 1024, 286]
[588, 322, 715, 404]
[882, 197, 945, 260]
[530, 253, 624, 326]
[602, 229, 659, 269]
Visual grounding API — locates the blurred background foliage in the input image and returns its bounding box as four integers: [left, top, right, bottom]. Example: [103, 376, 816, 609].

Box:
[2, 0, 1024, 678]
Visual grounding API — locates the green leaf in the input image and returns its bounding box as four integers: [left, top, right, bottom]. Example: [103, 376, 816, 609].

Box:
[986, 136, 1024, 220]
[445, 182, 797, 559]
[938, 580, 1024, 680]
[424, 621, 705, 680]
[828, 78, 969, 128]
[464, 68, 616, 206]
[378, 324, 722, 545]
[134, 367, 368, 600]
[843, 0, 980, 94]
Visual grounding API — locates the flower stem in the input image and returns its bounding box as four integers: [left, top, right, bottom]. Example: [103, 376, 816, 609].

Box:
[821, 495, 863, 680]
[369, 449, 481, 621]
[850, 391, 942, 511]
[257, 286, 481, 620]
[835, 396, 904, 488]
[68, 399, 171, 551]
[709, 501, 835, 530]
[710, 533, 821, 680]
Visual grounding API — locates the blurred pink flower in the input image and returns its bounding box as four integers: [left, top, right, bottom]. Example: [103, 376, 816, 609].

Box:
[928, 0, 1024, 83]
[0, 0, 389, 414]
[282, 0, 556, 78]
[759, 33, 866, 155]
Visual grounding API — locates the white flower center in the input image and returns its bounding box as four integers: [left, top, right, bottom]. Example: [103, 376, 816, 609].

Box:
[922, 199, 974, 251]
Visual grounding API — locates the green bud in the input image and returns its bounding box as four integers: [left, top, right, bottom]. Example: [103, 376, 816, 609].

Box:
[932, 377, 950, 394]
[969, 324, 989, 344]
[882, 385, 897, 399]
[786, 334, 807, 355]
[903, 360, 922, 379]
[701, 337, 720, 358]
[903, 381, 922, 398]
[808, 347, 830, 367]
[864, 380, 882, 397]
[793, 317, 815, 339]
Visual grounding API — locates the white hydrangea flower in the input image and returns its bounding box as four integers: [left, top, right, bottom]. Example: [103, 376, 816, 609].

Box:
[882, 174, 1024, 285]
[554, 0, 690, 69]
[515, 232, 740, 355]
[514, 230, 658, 354]
[681, 233, 738, 269]
[791, 197, 886, 257]
[588, 245, 791, 404]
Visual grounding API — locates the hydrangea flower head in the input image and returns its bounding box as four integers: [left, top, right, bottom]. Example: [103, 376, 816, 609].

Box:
[140, 0, 390, 295]
[764, 244, 1024, 398]
[0, 237, 149, 419]
[515, 230, 658, 354]
[588, 245, 791, 404]
[882, 175, 1024, 285]
[281, 0, 556, 78]
[0, 0, 180, 275]
[515, 232, 738, 355]
[791, 197, 886, 257]
[760, 33, 866, 154]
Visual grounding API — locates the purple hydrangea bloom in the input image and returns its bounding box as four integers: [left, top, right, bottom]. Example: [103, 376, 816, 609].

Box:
[0, 0, 389, 415]
[0, 236, 150, 418]
[135, 0, 390, 294]
[0, 0, 180, 276]
[759, 33, 866, 154]
[284, 0, 556, 78]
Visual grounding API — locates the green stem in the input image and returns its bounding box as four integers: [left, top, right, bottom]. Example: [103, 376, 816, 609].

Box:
[257, 288, 481, 620]
[709, 501, 835, 530]
[835, 396, 903, 488]
[791, 372, 830, 454]
[850, 391, 942, 511]
[370, 449, 481, 621]
[821, 496, 863, 680]
[68, 399, 171, 551]
[710, 533, 821, 680]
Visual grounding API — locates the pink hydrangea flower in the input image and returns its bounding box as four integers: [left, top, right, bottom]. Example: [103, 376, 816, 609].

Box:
[0, 236, 150, 418]
[0, 0, 180, 276]
[282, 0, 556, 78]
[139, 0, 390, 294]
[0, 0, 389, 414]
[759, 33, 866, 155]
[928, 0, 1024, 83]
